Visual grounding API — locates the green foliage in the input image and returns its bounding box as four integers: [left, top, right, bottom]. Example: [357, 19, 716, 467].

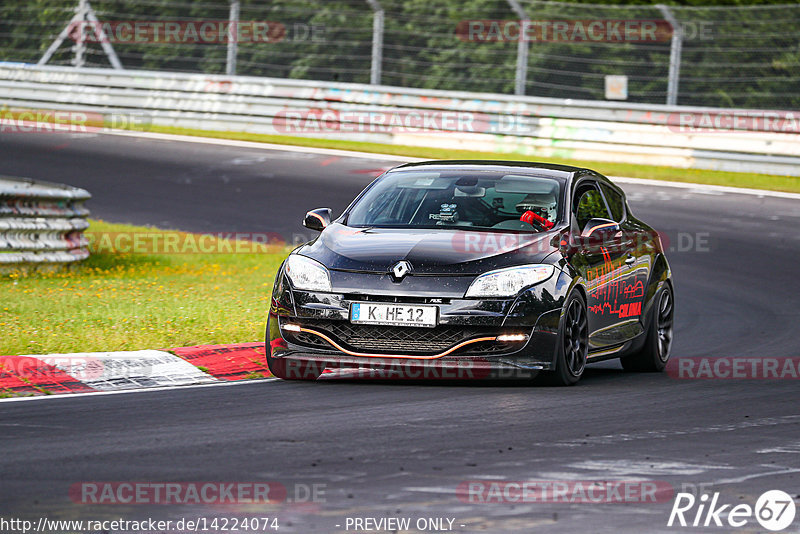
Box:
[0, 0, 797, 109]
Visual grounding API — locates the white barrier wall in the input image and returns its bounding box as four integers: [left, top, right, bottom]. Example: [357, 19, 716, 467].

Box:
[1, 63, 799, 176]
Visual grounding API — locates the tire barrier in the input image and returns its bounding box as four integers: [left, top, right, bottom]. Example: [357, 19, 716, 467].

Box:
[0, 175, 91, 266]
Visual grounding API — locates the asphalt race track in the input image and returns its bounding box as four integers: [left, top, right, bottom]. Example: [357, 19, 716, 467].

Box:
[2, 131, 799, 533]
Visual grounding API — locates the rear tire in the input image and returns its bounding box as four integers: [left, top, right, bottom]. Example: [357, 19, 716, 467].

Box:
[620, 284, 674, 372]
[536, 291, 588, 386]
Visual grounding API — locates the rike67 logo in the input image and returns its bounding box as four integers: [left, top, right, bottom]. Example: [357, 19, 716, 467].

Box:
[668, 490, 796, 531]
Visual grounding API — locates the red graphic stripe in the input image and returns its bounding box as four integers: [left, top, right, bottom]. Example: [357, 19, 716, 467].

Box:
[0, 356, 95, 394]
[171, 343, 272, 380]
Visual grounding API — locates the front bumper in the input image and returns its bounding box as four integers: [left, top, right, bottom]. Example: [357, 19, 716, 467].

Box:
[267, 269, 571, 374]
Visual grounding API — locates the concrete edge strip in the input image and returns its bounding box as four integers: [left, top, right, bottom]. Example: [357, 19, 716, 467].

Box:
[1, 376, 279, 403]
[0, 343, 271, 400]
[103, 129, 800, 200]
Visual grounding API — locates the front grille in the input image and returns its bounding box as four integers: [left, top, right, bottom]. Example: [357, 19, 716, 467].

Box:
[328, 322, 468, 353]
[287, 318, 527, 356]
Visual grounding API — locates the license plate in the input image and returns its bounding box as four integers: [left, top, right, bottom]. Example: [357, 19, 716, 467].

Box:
[350, 302, 438, 328]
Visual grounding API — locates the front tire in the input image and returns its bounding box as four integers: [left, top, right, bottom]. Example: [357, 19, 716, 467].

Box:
[536, 291, 588, 386]
[621, 284, 674, 372]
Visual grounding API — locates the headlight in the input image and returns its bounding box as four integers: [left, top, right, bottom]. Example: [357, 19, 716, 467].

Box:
[465, 264, 555, 298]
[284, 254, 331, 292]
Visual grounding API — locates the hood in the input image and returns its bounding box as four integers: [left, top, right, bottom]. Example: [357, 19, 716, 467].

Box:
[299, 223, 559, 275]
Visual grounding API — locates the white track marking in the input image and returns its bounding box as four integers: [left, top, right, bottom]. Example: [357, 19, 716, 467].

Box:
[563, 460, 733, 477]
[708, 466, 800, 486]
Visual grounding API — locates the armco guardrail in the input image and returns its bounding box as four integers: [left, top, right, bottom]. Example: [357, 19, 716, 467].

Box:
[1, 63, 799, 176]
[0, 176, 91, 267]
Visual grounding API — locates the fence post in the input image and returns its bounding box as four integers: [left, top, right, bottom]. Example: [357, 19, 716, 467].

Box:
[71, 0, 88, 67]
[366, 0, 384, 85]
[506, 0, 528, 96]
[657, 4, 682, 106]
[39, 0, 123, 69]
[226, 0, 240, 75]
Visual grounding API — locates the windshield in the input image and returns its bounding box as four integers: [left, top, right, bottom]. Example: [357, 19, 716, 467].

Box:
[346, 170, 563, 232]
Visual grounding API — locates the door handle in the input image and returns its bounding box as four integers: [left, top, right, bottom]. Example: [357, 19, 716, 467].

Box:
[625, 255, 636, 265]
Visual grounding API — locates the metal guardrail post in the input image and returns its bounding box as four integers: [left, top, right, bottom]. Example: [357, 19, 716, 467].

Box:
[0, 176, 91, 268]
[507, 0, 529, 96]
[226, 0, 240, 76]
[658, 4, 683, 106]
[366, 0, 384, 85]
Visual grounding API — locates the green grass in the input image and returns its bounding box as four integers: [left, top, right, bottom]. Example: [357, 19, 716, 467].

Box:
[144, 125, 800, 194]
[0, 220, 288, 355]
[0, 390, 35, 399]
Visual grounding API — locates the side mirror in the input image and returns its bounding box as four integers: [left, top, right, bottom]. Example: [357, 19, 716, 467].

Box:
[303, 208, 332, 231]
[581, 218, 620, 238]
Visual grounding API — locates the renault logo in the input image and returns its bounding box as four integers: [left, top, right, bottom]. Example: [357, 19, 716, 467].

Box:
[391, 260, 412, 280]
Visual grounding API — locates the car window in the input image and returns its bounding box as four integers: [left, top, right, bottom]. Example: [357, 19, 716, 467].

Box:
[574, 187, 611, 230]
[347, 171, 563, 232]
[600, 183, 625, 222]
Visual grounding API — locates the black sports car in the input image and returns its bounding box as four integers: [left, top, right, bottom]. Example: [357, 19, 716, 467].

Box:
[266, 161, 674, 385]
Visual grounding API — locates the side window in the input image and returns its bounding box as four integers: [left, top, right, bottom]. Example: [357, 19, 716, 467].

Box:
[574, 187, 611, 230]
[599, 183, 625, 222]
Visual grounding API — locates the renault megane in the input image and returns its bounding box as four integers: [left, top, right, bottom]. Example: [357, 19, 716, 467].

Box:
[266, 161, 674, 385]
